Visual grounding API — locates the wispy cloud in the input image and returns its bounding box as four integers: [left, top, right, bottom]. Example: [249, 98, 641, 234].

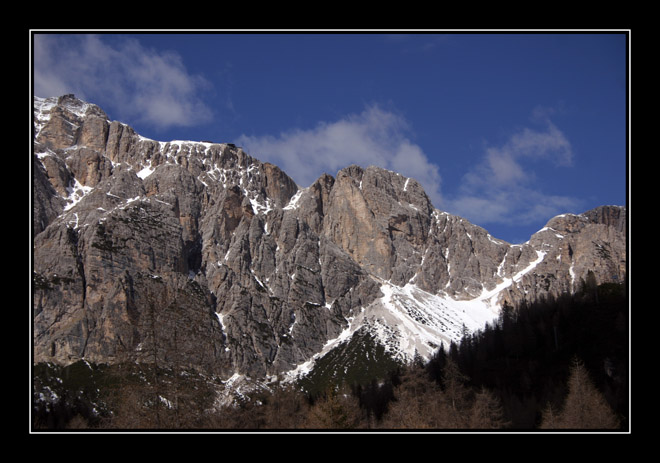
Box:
[446, 112, 581, 226]
[33, 34, 213, 130]
[236, 105, 443, 206]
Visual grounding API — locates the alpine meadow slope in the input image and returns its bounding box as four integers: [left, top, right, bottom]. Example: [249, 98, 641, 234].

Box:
[32, 94, 627, 389]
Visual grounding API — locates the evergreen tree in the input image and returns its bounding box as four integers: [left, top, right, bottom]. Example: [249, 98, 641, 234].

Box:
[498, 301, 515, 329]
[426, 342, 447, 384]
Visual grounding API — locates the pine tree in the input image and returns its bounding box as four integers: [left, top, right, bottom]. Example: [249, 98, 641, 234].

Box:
[426, 342, 447, 384]
[498, 301, 515, 329]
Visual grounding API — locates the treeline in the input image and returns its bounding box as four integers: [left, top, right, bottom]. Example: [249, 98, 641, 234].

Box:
[33, 282, 628, 431]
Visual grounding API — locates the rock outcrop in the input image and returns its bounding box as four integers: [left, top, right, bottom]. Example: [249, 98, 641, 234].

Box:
[32, 95, 627, 381]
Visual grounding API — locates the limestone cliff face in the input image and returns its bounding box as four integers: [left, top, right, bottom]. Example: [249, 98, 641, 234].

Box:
[32, 95, 627, 380]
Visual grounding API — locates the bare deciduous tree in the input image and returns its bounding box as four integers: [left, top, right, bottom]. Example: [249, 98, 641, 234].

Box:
[540, 358, 620, 430]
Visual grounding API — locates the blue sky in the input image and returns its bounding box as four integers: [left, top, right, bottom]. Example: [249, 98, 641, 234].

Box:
[32, 31, 628, 243]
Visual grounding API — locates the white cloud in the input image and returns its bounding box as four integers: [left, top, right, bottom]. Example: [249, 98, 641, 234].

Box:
[236, 105, 443, 206]
[236, 106, 579, 229]
[447, 116, 581, 226]
[33, 34, 213, 130]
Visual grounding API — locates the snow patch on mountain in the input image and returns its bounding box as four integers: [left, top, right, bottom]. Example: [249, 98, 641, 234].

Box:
[283, 278, 505, 383]
[479, 249, 547, 304]
[361, 281, 501, 362]
[283, 250, 551, 380]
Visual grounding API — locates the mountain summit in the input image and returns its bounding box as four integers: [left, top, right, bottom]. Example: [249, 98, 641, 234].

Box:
[32, 95, 627, 384]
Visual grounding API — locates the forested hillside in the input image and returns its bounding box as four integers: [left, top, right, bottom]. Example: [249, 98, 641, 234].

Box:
[425, 279, 628, 429]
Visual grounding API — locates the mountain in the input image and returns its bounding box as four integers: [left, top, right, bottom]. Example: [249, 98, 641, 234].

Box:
[32, 94, 627, 389]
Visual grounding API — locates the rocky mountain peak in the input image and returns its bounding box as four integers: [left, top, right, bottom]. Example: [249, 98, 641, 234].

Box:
[32, 95, 627, 385]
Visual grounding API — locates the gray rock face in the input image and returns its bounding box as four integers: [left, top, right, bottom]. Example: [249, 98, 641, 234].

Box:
[32, 95, 627, 380]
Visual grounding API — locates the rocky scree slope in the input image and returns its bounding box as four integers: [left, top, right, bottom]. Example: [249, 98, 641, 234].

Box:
[32, 95, 627, 383]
